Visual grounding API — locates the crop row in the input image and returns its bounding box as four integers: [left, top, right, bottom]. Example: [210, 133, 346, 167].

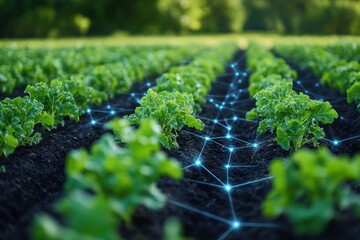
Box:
[245, 43, 338, 151]
[326, 42, 360, 62]
[125, 43, 238, 149]
[0, 46, 195, 157]
[275, 44, 360, 111]
[0, 45, 192, 94]
[31, 44, 238, 239]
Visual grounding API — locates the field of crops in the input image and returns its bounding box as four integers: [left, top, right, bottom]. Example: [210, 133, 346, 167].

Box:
[0, 39, 360, 240]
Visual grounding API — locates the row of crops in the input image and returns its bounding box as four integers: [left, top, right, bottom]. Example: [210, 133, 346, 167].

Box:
[0, 41, 359, 239]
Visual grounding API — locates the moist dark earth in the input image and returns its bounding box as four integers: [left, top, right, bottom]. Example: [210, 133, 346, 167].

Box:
[0, 50, 359, 240]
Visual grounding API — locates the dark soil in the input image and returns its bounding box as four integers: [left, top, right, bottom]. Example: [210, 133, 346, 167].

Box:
[0, 50, 359, 240]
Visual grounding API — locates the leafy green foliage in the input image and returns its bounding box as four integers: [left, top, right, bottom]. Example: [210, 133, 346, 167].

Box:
[66, 119, 183, 221]
[347, 82, 360, 111]
[0, 165, 5, 173]
[25, 80, 80, 128]
[247, 82, 338, 150]
[0, 96, 54, 156]
[126, 89, 204, 149]
[263, 148, 360, 235]
[276, 44, 360, 111]
[164, 218, 192, 240]
[32, 191, 121, 240]
[32, 119, 183, 240]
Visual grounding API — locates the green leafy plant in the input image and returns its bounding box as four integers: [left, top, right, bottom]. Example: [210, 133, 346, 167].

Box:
[25, 80, 80, 128]
[246, 82, 338, 150]
[164, 218, 192, 240]
[32, 191, 121, 240]
[263, 147, 360, 235]
[66, 119, 183, 222]
[347, 81, 360, 111]
[0, 96, 54, 156]
[126, 89, 204, 149]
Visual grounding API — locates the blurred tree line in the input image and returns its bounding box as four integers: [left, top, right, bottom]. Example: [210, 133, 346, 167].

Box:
[0, 0, 359, 38]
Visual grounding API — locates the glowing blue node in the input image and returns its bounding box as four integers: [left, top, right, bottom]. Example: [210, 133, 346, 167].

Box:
[226, 134, 231, 139]
[214, 119, 218, 123]
[195, 159, 201, 166]
[86, 108, 91, 113]
[231, 63, 235, 68]
[107, 105, 111, 109]
[225, 184, 232, 192]
[333, 140, 339, 146]
[225, 164, 230, 169]
[243, 72, 247, 76]
[233, 116, 238, 121]
[146, 82, 151, 87]
[297, 80, 300, 84]
[229, 148, 234, 152]
[233, 221, 241, 229]
[316, 83, 320, 87]
[252, 143, 258, 148]
[136, 98, 140, 103]
[305, 90, 309, 94]
[220, 106, 223, 110]
[239, 89, 243, 93]
[130, 92, 135, 97]
[340, 116, 344, 120]
[238, 80, 242, 83]
[91, 120, 96, 125]
[209, 98, 214, 103]
[110, 110, 115, 115]
[227, 126, 232, 131]
[204, 136, 210, 141]
[230, 84, 234, 87]
[235, 72, 239, 76]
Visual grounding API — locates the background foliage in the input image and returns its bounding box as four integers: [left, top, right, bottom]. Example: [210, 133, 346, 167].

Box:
[1, 0, 359, 38]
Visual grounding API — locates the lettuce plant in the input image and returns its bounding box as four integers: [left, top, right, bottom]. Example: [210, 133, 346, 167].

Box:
[247, 82, 338, 150]
[263, 148, 360, 235]
[126, 89, 204, 149]
[0, 96, 54, 156]
[25, 80, 80, 128]
[66, 119, 183, 222]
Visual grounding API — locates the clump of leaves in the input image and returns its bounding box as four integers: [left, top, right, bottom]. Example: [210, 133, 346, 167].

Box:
[246, 82, 338, 150]
[347, 81, 360, 111]
[164, 217, 192, 240]
[126, 89, 204, 149]
[32, 191, 121, 240]
[0, 96, 54, 156]
[25, 80, 80, 128]
[66, 118, 183, 222]
[263, 147, 360, 235]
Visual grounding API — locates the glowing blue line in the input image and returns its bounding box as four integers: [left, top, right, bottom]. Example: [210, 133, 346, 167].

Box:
[232, 176, 273, 189]
[217, 226, 234, 240]
[227, 191, 237, 221]
[185, 178, 224, 188]
[202, 165, 226, 186]
[182, 163, 195, 170]
[241, 222, 279, 228]
[168, 200, 232, 225]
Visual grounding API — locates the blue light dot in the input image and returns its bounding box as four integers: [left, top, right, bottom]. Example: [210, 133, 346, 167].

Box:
[110, 110, 115, 115]
[146, 82, 151, 87]
[227, 126, 232, 131]
[229, 148, 234, 152]
[131, 92, 135, 97]
[233, 221, 241, 229]
[340, 116, 344, 120]
[230, 84, 234, 87]
[231, 64, 235, 68]
[225, 164, 230, 169]
[204, 136, 210, 141]
[214, 119, 218, 123]
[253, 143, 258, 148]
[225, 185, 232, 192]
[233, 116, 238, 121]
[195, 159, 201, 166]
[226, 134, 231, 139]
[220, 106, 223, 110]
[209, 98, 214, 103]
[235, 72, 239, 76]
[86, 108, 91, 113]
[333, 140, 339, 146]
[243, 72, 247, 77]
[316, 83, 320, 87]
[91, 120, 96, 125]
[238, 80, 242, 83]
[107, 105, 111, 109]
[297, 80, 300, 84]
[305, 90, 309, 94]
